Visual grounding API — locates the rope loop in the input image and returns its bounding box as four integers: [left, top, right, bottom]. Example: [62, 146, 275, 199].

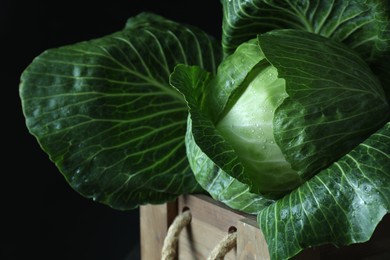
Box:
[161, 210, 191, 260]
[161, 209, 237, 260]
[207, 231, 237, 260]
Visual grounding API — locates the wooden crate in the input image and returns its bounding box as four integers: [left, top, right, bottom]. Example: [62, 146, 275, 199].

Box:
[140, 194, 390, 259]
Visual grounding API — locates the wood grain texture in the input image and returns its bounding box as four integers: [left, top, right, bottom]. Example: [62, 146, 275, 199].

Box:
[140, 201, 177, 260]
[140, 195, 389, 259]
[237, 218, 270, 259]
[177, 194, 254, 259]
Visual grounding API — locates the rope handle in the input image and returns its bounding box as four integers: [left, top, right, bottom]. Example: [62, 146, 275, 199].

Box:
[207, 230, 237, 260]
[161, 210, 192, 260]
[161, 209, 237, 260]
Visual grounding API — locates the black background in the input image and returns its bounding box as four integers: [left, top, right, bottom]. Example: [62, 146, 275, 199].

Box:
[3, 1, 221, 259]
[6, 2, 390, 260]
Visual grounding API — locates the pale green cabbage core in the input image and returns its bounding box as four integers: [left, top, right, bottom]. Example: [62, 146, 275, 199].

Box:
[216, 65, 302, 195]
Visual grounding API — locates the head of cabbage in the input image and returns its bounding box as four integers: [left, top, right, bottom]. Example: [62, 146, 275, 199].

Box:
[176, 30, 389, 199]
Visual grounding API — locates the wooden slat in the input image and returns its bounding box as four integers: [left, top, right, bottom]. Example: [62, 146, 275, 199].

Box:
[237, 218, 270, 259]
[140, 196, 389, 259]
[177, 194, 253, 259]
[177, 195, 321, 259]
[140, 201, 177, 260]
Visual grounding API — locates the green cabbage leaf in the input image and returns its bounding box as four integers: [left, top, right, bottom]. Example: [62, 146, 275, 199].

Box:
[20, 13, 221, 209]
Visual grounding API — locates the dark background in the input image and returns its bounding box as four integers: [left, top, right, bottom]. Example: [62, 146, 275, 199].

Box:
[3, 1, 222, 259]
